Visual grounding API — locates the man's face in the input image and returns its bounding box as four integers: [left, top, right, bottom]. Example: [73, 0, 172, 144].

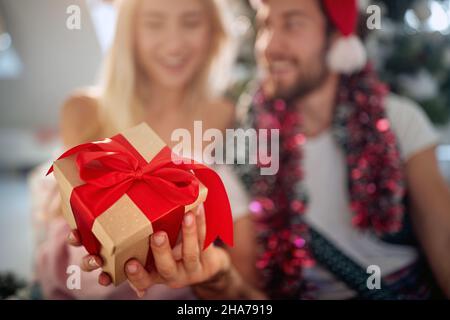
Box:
[256, 0, 330, 101]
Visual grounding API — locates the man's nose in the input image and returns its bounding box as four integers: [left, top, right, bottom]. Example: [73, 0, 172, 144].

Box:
[264, 28, 287, 57]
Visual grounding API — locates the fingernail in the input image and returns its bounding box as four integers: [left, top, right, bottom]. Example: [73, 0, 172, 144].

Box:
[184, 213, 194, 227]
[89, 257, 99, 268]
[153, 233, 165, 246]
[99, 275, 110, 286]
[68, 232, 75, 242]
[127, 262, 138, 274]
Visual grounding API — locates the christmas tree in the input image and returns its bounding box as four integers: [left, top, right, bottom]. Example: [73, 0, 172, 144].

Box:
[370, 0, 450, 125]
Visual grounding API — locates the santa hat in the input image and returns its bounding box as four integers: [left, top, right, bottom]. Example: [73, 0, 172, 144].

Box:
[322, 0, 367, 74]
[251, 0, 367, 74]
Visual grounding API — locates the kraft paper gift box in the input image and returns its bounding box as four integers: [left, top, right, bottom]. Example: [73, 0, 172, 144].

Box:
[47, 123, 233, 285]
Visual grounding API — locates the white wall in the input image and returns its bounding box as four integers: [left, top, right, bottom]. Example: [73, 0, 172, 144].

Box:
[0, 0, 102, 130]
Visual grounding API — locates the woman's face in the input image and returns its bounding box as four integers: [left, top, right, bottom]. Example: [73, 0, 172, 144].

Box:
[135, 0, 212, 90]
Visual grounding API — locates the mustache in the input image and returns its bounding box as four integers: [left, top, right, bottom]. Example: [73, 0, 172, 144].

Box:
[267, 56, 299, 64]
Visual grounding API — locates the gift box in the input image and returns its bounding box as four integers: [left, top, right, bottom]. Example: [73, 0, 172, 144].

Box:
[47, 123, 233, 285]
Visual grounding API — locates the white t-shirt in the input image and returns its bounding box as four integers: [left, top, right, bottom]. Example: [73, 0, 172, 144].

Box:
[217, 94, 440, 299]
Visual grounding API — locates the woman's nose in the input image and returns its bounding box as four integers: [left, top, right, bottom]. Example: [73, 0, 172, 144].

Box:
[162, 25, 185, 52]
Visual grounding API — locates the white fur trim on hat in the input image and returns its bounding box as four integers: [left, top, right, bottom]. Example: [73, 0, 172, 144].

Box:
[250, 0, 263, 9]
[327, 35, 367, 75]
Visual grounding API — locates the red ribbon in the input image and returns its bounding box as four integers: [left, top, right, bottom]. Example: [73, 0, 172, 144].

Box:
[47, 133, 234, 254]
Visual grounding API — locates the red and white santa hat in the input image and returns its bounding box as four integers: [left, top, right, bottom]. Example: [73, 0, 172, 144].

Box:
[251, 0, 367, 74]
[322, 0, 367, 74]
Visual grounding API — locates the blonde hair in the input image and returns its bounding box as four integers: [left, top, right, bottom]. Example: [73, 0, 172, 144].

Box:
[98, 0, 235, 134]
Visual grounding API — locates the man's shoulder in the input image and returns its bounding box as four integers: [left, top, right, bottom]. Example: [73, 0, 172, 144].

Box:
[383, 93, 433, 132]
[384, 93, 424, 119]
[384, 93, 439, 161]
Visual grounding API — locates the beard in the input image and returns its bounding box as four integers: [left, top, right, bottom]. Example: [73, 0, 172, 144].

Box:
[271, 52, 329, 103]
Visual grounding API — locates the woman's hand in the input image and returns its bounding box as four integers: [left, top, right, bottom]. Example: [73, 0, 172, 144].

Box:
[67, 228, 112, 287]
[67, 206, 231, 298]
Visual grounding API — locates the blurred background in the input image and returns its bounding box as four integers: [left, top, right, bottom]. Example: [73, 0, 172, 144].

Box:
[0, 0, 449, 299]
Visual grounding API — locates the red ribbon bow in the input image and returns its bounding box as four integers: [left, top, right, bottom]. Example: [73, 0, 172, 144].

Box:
[47, 133, 234, 254]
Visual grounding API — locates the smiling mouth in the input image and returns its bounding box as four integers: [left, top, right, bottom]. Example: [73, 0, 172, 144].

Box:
[160, 56, 188, 72]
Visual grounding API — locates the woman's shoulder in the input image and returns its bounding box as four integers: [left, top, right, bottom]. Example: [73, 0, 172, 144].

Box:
[206, 97, 236, 131]
[61, 88, 103, 148]
[62, 89, 100, 116]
